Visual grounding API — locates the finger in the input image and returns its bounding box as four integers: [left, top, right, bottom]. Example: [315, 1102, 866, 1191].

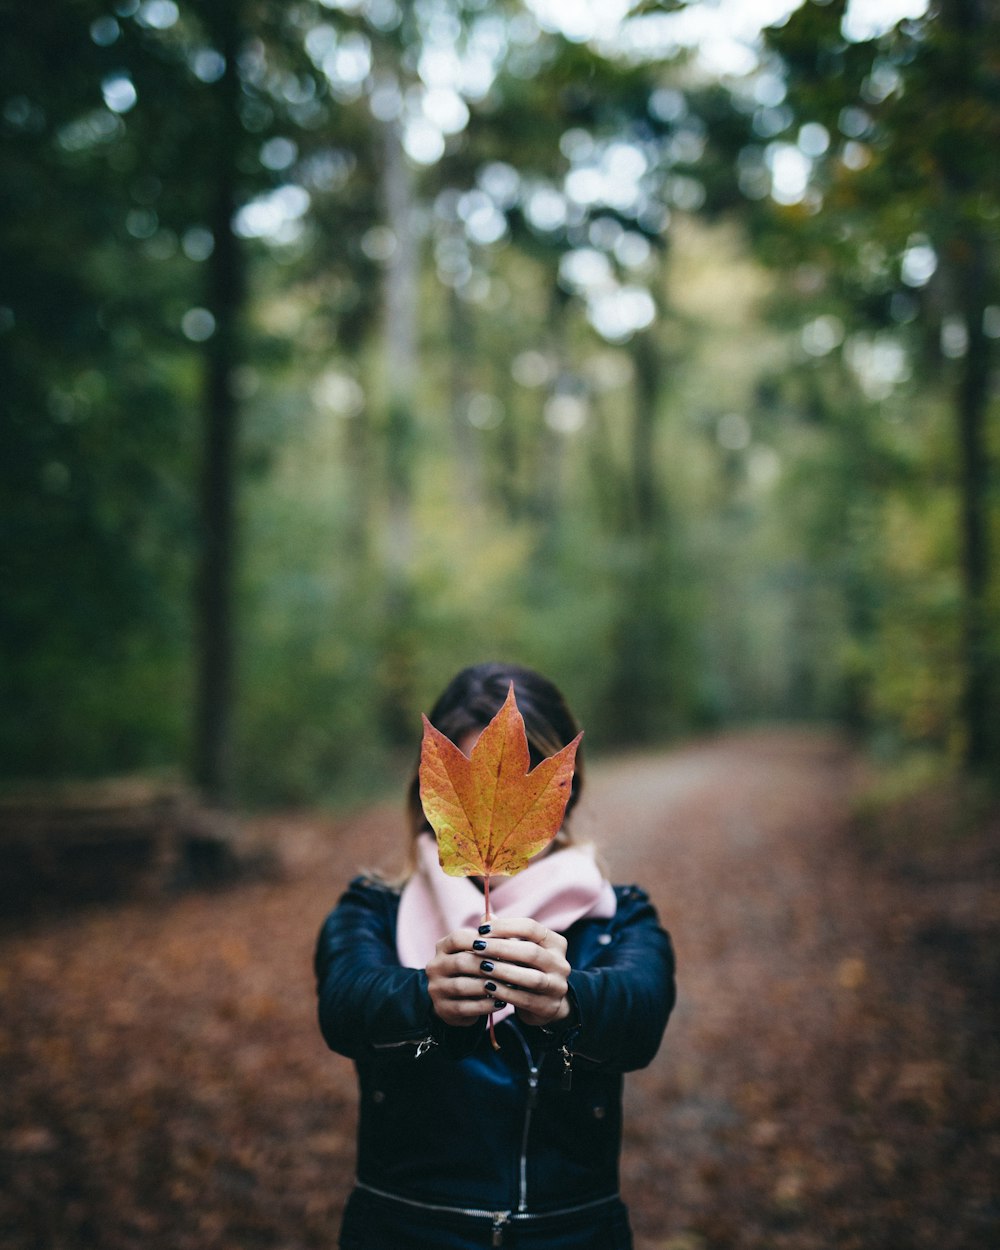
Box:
[431, 975, 495, 1002]
[444, 951, 548, 982]
[476, 960, 567, 999]
[429, 949, 513, 985]
[481, 917, 568, 953]
[435, 996, 495, 1023]
[469, 937, 570, 973]
[435, 928, 482, 956]
[426, 952, 469, 981]
[494, 983, 568, 1022]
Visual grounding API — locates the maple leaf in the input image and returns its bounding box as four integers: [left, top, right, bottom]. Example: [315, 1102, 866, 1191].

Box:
[418, 683, 582, 1049]
[418, 683, 582, 904]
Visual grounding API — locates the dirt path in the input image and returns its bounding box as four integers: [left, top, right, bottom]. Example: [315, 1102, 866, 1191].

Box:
[0, 729, 995, 1250]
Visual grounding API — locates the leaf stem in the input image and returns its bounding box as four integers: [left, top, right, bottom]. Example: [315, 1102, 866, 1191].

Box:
[484, 875, 500, 1051]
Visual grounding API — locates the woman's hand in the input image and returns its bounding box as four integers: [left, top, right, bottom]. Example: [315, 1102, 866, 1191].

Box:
[426, 927, 496, 1027]
[480, 917, 572, 1028]
[426, 917, 572, 1030]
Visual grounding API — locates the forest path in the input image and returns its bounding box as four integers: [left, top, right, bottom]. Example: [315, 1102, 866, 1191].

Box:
[1, 729, 995, 1250]
[579, 730, 996, 1250]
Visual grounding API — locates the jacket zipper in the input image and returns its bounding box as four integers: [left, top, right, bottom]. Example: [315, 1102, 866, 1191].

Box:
[356, 1182, 512, 1239]
[355, 1181, 618, 1245]
[370, 1034, 437, 1056]
[506, 1019, 544, 1213]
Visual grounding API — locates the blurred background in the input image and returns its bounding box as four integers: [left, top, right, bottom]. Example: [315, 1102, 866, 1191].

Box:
[2, 6, 999, 1249]
[2, 0, 997, 808]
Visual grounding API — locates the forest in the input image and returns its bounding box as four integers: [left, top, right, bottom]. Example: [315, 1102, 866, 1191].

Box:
[2, 5, 1000, 1250]
[2, 0, 997, 806]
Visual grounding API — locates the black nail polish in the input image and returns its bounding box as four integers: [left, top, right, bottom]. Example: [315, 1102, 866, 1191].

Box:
[478, 923, 491, 935]
[492, 1000, 507, 1010]
[473, 939, 488, 951]
[480, 960, 494, 973]
[484, 981, 497, 993]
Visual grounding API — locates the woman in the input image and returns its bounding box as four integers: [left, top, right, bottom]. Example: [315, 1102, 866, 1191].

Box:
[315, 662, 676, 1249]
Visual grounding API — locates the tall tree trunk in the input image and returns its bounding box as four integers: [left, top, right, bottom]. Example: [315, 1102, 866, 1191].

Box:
[953, 224, 993, 768]
[604, 325, 673, 744]
[193, 0, 244, 801]
[495, 359, 522, 520]
[631, 327, 663, 533]
[378, 113, 419, 743]
[447, 280, 481, 509]
[531, 283, 572, 528]
[939, 0, 996, 770]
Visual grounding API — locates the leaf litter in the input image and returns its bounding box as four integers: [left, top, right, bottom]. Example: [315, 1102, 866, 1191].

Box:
[0, 729, 996, 1250]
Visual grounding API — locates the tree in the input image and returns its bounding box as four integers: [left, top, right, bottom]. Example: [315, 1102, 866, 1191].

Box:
[191, 0, 246, 800]
[757, 0, 1000, 769]
[0, 0, 198, 778]
[0, 0, 344, 795]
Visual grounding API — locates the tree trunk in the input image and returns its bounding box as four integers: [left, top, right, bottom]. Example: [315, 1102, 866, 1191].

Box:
[531, 283, 572, 528]
[604, 325, 674, 744]
[938, 0, 996, 770]
[631, 327, 663, 533]
[953, 225, 993, 769]
[193, 0, 244, 801]
[447, 280, 481, 509]
[378, 113, 420, 743]
[495, 359, 522, 520]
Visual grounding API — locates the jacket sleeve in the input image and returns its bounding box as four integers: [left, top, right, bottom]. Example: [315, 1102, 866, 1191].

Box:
[564, 886, 676, 1073]
[314, 877, 439, 1060]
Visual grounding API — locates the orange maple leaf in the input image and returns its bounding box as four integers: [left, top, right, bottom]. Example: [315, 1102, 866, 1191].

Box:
[418, 683, 582, 908]
[418, 683, 582, 1050]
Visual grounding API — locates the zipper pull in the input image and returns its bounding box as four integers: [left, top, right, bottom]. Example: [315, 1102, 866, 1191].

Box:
[559, 1044, 573, 1091]
[491, 1212, 509, 1246]
[527, 1067, 539, 1109]
[414, 1036, 437, 1058]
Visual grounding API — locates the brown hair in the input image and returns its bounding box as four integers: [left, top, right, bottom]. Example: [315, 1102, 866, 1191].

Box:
[405, 662, 585, 860]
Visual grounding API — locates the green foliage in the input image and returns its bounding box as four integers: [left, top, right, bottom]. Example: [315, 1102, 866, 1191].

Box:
[753, 0, 1000, 766]
[2, 0, 996, 802]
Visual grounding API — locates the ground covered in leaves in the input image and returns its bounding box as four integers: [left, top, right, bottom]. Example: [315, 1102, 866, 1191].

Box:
[1, 729, 997, 1249]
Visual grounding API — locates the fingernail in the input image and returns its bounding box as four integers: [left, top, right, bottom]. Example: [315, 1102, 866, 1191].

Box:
[480, 960, 495, 973]
[492, 1000, 507, 1009]
[484, 981, 498, 993]
[478, 924, 491, 935]
[473, 939, 488, 951]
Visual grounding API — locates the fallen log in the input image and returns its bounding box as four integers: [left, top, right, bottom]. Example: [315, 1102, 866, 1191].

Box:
[0, 777, 267, 912]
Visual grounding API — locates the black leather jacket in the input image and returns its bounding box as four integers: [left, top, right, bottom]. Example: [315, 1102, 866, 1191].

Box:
[315, 875, 676, 1219]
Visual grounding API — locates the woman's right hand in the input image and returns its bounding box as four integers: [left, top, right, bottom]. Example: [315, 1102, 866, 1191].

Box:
[426, 928, 496, 1028]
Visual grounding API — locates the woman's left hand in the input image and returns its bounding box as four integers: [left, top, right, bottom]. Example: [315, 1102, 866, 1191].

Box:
[475, 917, 573, 1029]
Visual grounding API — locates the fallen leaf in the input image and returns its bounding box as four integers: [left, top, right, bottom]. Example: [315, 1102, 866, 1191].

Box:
[836, 956, 867, 989]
